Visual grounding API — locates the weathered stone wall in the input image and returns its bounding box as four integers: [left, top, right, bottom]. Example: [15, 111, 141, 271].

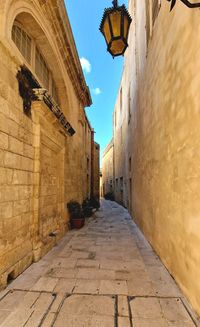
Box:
[113, 89, 130, 207]
[0, 0, 94, 289]
[93, 142, 100, 200]
[102, 140, 114, 196]
[0, 41, 34, 286]
[111, 0, 200, 316]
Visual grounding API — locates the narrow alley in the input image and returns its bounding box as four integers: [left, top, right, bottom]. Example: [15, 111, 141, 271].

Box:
[0, 201, 198, 327]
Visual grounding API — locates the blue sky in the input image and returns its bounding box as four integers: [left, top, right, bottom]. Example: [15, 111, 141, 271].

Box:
[65, 0, 128, 166]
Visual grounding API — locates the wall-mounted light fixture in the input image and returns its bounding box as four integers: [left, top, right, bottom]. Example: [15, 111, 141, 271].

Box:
[100, 0, 132, 58]
[167, 0, 200, 11]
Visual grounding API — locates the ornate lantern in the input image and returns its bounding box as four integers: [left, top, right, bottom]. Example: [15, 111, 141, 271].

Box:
[100, 0, 132, 58]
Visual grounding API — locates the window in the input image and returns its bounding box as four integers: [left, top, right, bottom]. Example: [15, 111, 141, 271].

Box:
[12, 25, 31, 64]
[110, 179, 112, 192]
[116, 178, 118, 191]
[120, 177, 123, 192]
[129, 157, 132, 172]
[12, 23, 59, 104]
[35, 47, 49, 89]
[129, 178, 132, 212]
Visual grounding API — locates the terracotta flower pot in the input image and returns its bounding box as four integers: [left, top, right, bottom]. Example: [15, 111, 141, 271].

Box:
[71, 218, 85, 229]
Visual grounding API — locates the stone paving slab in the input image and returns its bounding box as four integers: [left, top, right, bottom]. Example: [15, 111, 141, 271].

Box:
[0, 200, 199, 326]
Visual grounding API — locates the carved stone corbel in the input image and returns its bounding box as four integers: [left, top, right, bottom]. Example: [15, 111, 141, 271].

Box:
[16, 66, 40, 115]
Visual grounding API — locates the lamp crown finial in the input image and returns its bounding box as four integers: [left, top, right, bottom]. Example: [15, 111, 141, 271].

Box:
[112, 0, 118, 8]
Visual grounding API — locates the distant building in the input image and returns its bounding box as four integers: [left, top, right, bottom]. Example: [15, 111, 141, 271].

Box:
[102, 139, 114, 197]
[94, 142, 100, 200]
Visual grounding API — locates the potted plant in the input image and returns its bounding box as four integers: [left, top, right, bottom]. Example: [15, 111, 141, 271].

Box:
[82, 198, 93, 218]
[90, 197, 100, 210]
[104, 192, 115, 201]
[67, 201, 85, 229]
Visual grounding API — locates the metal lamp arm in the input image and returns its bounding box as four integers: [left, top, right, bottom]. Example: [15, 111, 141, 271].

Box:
[180, 0, 200, 8]
[167, 0, 200, 10]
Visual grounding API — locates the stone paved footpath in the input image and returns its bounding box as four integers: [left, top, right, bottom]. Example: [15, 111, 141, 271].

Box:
[0, 200, 199, 327]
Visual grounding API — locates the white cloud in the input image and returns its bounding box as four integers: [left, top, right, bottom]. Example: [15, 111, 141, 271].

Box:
[80, 57, 91, 74]
[92, 88, 102, 95]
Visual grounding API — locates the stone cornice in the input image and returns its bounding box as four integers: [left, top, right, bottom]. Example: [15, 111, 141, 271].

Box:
[33, 88, 76, 136]
[16, 65, 75, 137]
[39, 0, 92, 108]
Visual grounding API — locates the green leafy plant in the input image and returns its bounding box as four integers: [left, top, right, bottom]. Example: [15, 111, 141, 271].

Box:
[90, 197, 100, 210]
[67, 201, 83, 219]
[104, 192, 115, 201]
[82, 198, 93, 218]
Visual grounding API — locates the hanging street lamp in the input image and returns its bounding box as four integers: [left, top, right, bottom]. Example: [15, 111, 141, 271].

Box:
[167, 0, 200, 11]
[100, 0, 132, 58]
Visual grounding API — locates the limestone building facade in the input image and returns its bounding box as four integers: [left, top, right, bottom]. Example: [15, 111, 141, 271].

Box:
[92, 142, 100, 200]
[0, 0, 99, 289]
[102, 139, 114, 197]
[104, 0, 200, 316]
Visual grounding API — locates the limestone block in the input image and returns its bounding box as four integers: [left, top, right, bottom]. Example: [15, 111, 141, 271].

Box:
[34, 160, 40, 173]
[4, 151, 21, 170]
[18, 186, 33, 200]
[118, 317, 130, 327]
[0, 168, 13, 185]
[0, 202, 13, 219]
[0, 97, 10, 116]
[13, 199, 30, 216]
[0, 149, 4, 166]
[99, 280, 128, 295]
[12, 170, 28, 185]
[0, 132, 8, 150]
[9, 136, 23, 155]
[20, 157, 34, 172]
[18, 128, 33, 146]
[3, 215, 21, 234]
[23, 144, 34, 159]
[0, 80, 9, 101]
[31, 277, 58, 292]
[0, 185, 19, 202]
[118, 295, 129, 317]
[7, 119, 19, 139]
[73, 279, 100, 294]
[0, 113, 9, 134]
[56, 294, 115, 317]
[9, 107, 22, 125]
[54, 279, 76, 293]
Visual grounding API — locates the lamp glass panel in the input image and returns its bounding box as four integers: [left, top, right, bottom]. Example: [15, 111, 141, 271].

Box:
[123, 14, 129, 38]
[110, 10, 121, 37]
[102, 16, 112, 45]
[110, 39, 126, 56]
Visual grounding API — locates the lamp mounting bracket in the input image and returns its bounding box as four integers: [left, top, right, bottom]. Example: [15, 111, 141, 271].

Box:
[167, 0, 200, 10]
